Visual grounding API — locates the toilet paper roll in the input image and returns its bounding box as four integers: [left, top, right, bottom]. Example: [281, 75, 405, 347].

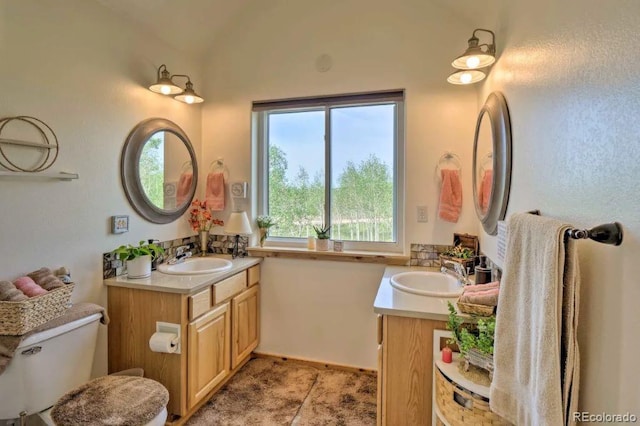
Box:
[149, 332, 178, 353]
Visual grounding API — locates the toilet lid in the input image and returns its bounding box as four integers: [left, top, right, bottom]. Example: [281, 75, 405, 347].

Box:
[50, 375, 169, 426]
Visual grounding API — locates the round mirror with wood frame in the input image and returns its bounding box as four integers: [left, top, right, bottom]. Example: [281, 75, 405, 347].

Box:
[472, 92, 512, 235]
[121, 118, 198, 224]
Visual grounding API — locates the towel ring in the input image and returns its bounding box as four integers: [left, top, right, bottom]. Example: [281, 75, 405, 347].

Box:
[181, 160, 193, 173]
[435, 152, 462, 182]
[209, 158, 229, 180]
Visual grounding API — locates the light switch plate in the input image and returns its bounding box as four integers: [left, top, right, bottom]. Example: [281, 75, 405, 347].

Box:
[417, 205, 428, 222]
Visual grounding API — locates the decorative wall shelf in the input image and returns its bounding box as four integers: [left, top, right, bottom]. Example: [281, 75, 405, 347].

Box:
[0, 171, 78, 181]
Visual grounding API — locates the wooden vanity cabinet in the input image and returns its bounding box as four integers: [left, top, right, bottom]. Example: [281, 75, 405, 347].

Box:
[187, 302, 230, 409]
[107, 264, 261, 421]
[377, 314, 447, 426]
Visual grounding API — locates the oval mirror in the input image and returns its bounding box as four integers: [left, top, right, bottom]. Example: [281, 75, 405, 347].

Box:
[121, 118, 198, 224]
[472, 92, 512, 235]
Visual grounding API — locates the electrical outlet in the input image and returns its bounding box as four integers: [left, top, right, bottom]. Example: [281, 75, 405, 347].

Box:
[417, 205, 428, 222]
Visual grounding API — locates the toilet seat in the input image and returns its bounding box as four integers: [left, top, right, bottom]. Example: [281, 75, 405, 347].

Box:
[48, 375, 169, 426]
[38, 407, 167, 426]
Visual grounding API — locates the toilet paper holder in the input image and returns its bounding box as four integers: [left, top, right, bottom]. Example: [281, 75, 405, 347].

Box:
[153, 321, 181, 354]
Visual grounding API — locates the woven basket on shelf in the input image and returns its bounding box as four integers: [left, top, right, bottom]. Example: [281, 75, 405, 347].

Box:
[435, 366, 511, 425]
[456, 300, 495, 316]
[0, 284, 74, 336]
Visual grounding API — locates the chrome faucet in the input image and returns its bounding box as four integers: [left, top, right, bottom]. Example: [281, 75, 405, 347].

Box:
[167, 245, 192, 265]
[441, 260, 471, 286]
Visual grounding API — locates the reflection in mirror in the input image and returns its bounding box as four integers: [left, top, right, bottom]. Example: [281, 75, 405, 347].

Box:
[475, 114, 493, 216]
[121, 118, 198, 224]
[472, 92, 512, 235]
[139, 131, 193, 211]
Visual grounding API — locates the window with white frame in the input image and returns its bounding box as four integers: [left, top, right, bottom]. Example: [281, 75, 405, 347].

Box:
[254, 90, 405, 252]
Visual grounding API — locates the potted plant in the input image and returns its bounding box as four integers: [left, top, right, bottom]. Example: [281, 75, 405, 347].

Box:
[440, 244, 476, 275]
[256, 216, 276, 247]
[446, 301, 496, 379]
[313, 224, 331, 251]
[113, 240, 164, 279]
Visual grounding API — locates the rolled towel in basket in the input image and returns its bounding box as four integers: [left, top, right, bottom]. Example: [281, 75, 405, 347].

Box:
[13, 277, 48, 298]
[463, 281, 500, 293]
[28, 267, 65, 290]
[28, 267, 52, 284]
[38, 275, 65, 291]
[0, 281, 28, 302]
[459, 287, 499, 306]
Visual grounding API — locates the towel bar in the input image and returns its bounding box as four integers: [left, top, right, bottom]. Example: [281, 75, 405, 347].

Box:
[528, 210, 623, 246]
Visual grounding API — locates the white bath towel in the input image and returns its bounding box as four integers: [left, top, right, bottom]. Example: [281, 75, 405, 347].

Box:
[490, 212, 580, 426]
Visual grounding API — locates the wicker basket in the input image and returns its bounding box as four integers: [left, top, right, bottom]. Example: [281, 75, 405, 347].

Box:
[0, 284, 74, 335]
[457, 300, 495, 316]
[435, 366, 511, 425]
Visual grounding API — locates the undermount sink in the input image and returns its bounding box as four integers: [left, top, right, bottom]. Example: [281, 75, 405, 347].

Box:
[157, 257, 233, 275]
[390, 271, 462, 297]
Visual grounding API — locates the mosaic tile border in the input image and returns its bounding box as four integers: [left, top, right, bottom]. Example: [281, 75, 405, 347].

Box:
[103, 234, 249, 279]
[409, 243, 453, 267]
[409, 243, 501, 280]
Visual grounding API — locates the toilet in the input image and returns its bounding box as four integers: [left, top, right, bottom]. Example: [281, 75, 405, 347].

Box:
[0, 312, 168, 425]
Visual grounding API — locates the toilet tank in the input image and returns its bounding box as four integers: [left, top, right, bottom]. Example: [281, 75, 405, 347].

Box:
[0, 313, 102, 420]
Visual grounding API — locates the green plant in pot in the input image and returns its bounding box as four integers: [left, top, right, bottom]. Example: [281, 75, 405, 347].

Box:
[446, 301, 496, 377]
[313, 224, 331, 251]
[256, 215, 276, 247]
[113, 240, 164, 279]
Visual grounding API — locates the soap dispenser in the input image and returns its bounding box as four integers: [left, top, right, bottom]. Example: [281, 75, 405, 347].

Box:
[475, 255, 492, 285]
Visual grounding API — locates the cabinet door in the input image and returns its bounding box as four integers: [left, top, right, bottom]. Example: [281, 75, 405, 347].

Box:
[231, 285, 260, 369]
[188, 302, 230, 409]
[382, 316, 446, 426]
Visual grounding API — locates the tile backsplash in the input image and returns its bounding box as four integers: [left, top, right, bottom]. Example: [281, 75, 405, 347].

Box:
[103, 234, 249, 279]
[409, 243, 453, 267]
[409, 242, 501, 280]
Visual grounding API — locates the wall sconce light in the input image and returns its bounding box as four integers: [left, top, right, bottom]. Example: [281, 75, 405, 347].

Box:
[149, 64, 204, 104]
[447, 29, 496, 85]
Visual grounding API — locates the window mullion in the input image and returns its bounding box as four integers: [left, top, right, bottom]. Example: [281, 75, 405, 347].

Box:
[324, 107, 331, 230]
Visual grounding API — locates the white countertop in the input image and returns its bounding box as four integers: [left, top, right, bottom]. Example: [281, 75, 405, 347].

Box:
[103, 256, 262, 294]
[373, 265, 461, 321]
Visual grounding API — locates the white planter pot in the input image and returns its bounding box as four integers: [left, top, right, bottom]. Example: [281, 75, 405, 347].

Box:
[315, 238, 329, 251]
[127, 255, 151, 279]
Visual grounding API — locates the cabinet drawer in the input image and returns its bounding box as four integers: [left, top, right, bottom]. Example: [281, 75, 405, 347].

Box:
[247, 265, 260, 287]
[214, 272, 246, 304]
[189, 287, 212, 320]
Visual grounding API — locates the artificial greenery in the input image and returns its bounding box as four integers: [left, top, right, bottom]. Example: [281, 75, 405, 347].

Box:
[313, 224, 331, 239]
[256, 215, 276, 229]
[443, 244, 475, 259]
[446, 301, 496, 356]
[113, 240, 164, 261]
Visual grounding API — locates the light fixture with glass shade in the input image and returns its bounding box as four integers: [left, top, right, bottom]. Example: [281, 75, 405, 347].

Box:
[149, 64, 182, 95]
[447, 69, 487, 85]
[148, 65, 204, 104]
[225, 211, 253, 259]
[173, 78, 204, 104]
[447, 29, 496, 85]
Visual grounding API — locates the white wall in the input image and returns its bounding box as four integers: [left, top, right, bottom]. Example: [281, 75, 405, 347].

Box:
[201, 0, 480, 368]
[478, 0, 640, 414]
[0, 0, 202, 376]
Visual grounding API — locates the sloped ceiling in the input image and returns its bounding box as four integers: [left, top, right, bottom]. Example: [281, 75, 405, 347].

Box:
[93, 0, 503, 59]
[94, 0, 251, 57]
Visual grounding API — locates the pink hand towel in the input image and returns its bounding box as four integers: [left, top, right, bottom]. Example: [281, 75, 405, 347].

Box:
[438, 169, 462, 223]
[176, 172, 193, 207]
[479, 169, 493, 212]
[13, 276, 48, 297]
[459, 287, 499, 306]
[206, 172, 225, 211]
[463, 281, 500, 293]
